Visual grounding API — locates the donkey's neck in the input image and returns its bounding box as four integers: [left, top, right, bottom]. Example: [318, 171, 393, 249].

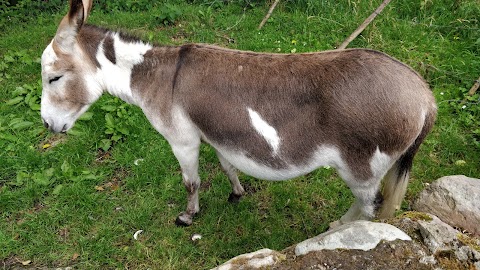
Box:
[80, 25, 153, 105]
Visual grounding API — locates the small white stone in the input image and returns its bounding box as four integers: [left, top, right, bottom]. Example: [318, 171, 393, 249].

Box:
[191, 234, 202, 241]
[133, 230, 143, 240]
[134, 158, 144, 166]
[419, 255, 436, 265]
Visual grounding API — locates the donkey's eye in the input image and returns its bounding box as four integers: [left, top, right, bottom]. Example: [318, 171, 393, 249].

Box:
[48, 75, 63, 84]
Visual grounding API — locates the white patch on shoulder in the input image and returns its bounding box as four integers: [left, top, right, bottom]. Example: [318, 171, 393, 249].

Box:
[112, 33, 152, 68]
[95, 33, 152, 104]
[247, 107, 280, 154]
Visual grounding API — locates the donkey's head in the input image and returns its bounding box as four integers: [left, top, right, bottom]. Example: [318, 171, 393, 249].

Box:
[41, 0, 100, 133]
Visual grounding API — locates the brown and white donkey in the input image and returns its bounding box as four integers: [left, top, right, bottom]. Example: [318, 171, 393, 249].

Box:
[41, 0, 437, 226]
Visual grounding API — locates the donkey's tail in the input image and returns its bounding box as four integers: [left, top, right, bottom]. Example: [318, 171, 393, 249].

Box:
[377, 108, 436, 218]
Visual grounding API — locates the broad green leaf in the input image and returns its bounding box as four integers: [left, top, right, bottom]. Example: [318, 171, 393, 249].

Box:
[6, 96, 24, 106]
[101, 105, 117, 112]
[52, 184, 64, 195]
[0, 133, 17, 142]
[61, 160, 71, 174]
[30, 104, 41, 111]
[32, 173, 50, 186]
[14, 172, 29, 186]
[118, 127, 130, 135]
[82, 174, 98, 180]
[111, 135, 122, 142]
[44, 168, 55, 177]
[105, 113, 115, 127]
[67, 128, 84, 136]
[100, 139, 112, 151]
[104, 128, 115, 135]
[12, 86, 28, 96]
[10, 121, 34, 130]
[78, 112, 94, 121]
[9, 118, 25, 126]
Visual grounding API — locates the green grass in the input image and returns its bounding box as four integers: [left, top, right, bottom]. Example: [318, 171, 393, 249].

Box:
[1, 0, 479, 269]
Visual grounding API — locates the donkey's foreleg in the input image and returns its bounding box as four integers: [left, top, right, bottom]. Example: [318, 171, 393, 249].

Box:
[171, 142, 201, 226]
[216, 150, 245, 203]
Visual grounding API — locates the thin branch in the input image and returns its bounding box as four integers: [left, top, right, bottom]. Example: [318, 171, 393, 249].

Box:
[337, 0, 392, 50]
[467, 76, 480, 96]
[258, 0, 280, 30]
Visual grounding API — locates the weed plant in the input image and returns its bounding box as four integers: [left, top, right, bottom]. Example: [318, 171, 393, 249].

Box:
[0, 0, 479, 268]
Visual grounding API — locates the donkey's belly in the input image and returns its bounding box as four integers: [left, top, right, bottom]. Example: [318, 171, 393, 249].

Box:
[215, 145, 343, 181]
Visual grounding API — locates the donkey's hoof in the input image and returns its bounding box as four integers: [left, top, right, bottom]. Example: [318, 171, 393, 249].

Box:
[228, 192, 242, 203]
[175, 212, 193, 227]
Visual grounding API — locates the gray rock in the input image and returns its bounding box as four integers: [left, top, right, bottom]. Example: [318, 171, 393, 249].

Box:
[455, 245, 471, 261]
[417, 213, 480, 267]
[294, 220, 411, 256]
[211, 248, 285, 270]
[413, 175, 480, 236]
[212, 214, 479, 270]
[417, 214, 459, 254]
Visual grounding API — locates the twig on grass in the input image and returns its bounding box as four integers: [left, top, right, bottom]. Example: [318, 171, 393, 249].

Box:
[337, 0, 392, 50]
[459, 76, 480, 105]
[467, 76, 480, 96]
[258, 0, 280, 30]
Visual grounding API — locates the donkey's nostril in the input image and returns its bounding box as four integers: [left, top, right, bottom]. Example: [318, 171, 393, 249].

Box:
[42, 118, 50, 129]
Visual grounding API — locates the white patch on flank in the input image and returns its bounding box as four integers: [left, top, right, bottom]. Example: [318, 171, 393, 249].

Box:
[96, 33, 152, 105]
[214, 144, 348, 181]
[247, 107, 281, 154]
[369, 147, 394, 180]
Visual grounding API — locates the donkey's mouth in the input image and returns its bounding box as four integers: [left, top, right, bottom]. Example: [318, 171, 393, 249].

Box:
[42, 118, 69, 134]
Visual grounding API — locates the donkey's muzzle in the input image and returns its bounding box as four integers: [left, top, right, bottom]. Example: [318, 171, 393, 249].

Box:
[42, 118, 67, 133]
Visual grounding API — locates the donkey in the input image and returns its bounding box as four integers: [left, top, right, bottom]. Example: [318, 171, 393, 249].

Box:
[41, 0, 436, 227]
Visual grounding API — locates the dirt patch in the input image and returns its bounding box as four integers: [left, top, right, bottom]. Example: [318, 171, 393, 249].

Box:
[95, 149, 112, 163]
[95, 167, 130, 192]
[2, 256, 19, 269]
[242, 181, 260, 195]
[39, 134, 67, 151]
[201, 179, 212, 191]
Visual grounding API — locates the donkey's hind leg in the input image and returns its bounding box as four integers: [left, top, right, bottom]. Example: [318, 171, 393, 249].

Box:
[330, 166, 385, 228]
[216, 150, 245, 203]
[330, 151, 394, 228]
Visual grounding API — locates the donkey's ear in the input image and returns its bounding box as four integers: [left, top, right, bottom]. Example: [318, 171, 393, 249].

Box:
[53, 0, 93, 53]
[81, 0, 93, 21]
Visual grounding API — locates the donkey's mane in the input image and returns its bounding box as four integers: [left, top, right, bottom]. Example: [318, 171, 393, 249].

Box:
[82, 24, 147, 45]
